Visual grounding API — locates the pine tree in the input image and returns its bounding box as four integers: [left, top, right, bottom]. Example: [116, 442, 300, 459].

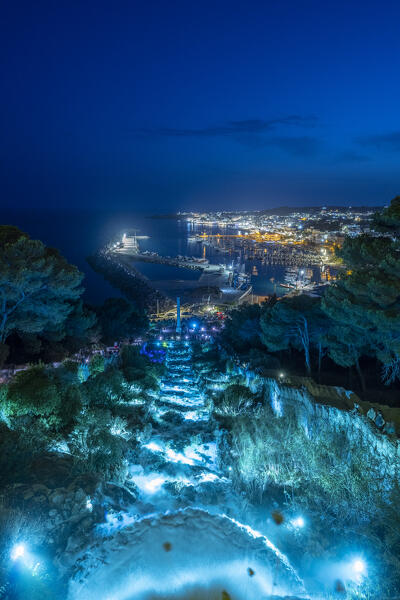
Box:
[0, 226, 84, 345]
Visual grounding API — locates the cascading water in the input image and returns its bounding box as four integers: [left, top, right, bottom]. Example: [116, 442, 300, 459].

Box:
[68, 341, 308, 599]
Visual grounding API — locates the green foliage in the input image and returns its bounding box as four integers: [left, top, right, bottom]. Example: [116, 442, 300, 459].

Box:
[373, 195, 400, 236]
[53, 360, 79, 386]
[229, 400, 399, 522]
[0, 502, 54, 600]
[121, 344, 149, 371]
[63, 300, 98, 350]
[213, 384, 258, 416]
[89, 353, 105, 375]
[0, 225, 29, 246]
[69, 408, 128, 482]
[261, 294, 326, 375]
[5, 366, 62, 425]
[120, 345, 163, 390]
[0, 226, 84, 346]
[0, 423, 47, 486]
[220, 304, 264, 353]
[58, 385, 83, 430]
[83, 369, 128, 408]
[228, 400, 400, 594]
[323, 197, 400, 383]
[245, 347, 280, 371]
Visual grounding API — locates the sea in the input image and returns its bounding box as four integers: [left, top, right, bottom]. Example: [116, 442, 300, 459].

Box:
[1, 210, 327, 304]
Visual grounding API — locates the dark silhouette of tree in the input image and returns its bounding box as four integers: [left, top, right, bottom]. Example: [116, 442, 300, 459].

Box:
[95, 297, 148, 345]
[373, 196, 400, 236]
[260, 294, 324, 376]
[219, 303, 265, 353]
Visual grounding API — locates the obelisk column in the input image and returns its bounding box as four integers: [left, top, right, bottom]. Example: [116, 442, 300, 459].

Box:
[176, 296, 181, 334]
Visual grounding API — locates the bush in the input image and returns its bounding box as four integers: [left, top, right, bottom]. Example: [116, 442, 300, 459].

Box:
[83, 369, 129, 408]
[226, 401, 400, 594]
[89, 353, 105, 376]
[0, 424, 48, 486]
[53, 360, 79, 386]
[213, 384, 258, 416]
[121, 345, 148, 370]
[58, 384, 83, 431]
[5, 366, 62, 426]
[230, 404, 389, 520]
[69, 408, 128, 482]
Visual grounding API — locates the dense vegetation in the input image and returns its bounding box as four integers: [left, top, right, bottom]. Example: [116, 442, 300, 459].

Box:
[0, 226, 156, 597]
[192, 338, 400, 597]
[213, 382, 400, 597]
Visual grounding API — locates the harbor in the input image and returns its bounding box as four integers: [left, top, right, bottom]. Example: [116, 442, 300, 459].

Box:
[109, 233, 253, 306]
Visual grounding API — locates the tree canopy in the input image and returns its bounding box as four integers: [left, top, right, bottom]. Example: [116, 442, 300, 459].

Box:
[220, 303, 266, 353]
[260, 294, 325, 375]
[322, 197, 400, 384]
[0, 226, 84, 348]
[95, 297, 148, 345]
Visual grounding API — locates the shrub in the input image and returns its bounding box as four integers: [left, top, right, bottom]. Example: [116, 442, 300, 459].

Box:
[58, 384, 83, 431]
[5, 366, 62, 427]
[83, 369, 128, 408]
[0, 424, 48, 486]
[89, 353, 105, 376]
[229, 404, 391, 522]
[213, 384, 258, 416]
[69, 408, 128, 482]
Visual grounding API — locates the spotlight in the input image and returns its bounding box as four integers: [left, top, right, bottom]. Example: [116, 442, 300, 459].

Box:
[352, 559, 366, 575]
[291, 516, 305, 528]
[11, 543, 25, 561]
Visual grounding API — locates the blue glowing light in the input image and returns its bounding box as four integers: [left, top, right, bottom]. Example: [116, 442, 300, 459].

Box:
[11, 543, 25, 561]
[352, 558, 366, 575]
[291, 516, 305, 528]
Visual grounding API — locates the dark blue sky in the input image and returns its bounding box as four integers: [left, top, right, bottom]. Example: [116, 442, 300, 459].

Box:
[1, 0, 400, 212]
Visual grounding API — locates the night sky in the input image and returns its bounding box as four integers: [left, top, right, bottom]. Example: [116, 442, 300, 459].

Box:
[1, 0, 400, 213]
